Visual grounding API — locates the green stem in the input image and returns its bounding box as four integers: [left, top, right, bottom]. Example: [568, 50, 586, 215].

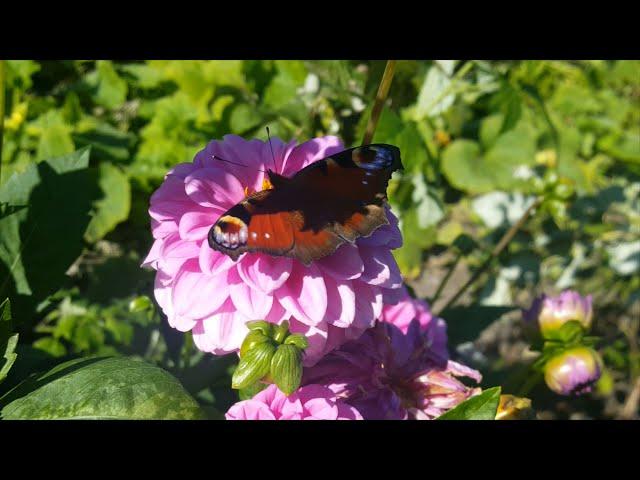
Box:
[362, 60, 397, 145]
[0, 59, 6, 184]
[434, 196, 543, 315]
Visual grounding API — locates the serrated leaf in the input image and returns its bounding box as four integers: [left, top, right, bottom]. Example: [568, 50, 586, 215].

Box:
[84, 163, 131, 243]
[0, 357, 205, 419]
[437, 386, 502, 420]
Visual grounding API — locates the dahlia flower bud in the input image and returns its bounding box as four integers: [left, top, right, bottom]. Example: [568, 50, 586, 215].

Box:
[523, 290, 593, 338]
[495, 395, 534, 420]
[544, 346, 603, 396]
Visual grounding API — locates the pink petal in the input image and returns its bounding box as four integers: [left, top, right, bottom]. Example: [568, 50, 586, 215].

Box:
[171, 264, 230, 320]
[353, 283, 383, 329]
[275, 262, 328, 325]
[228, 269, 274, 319]
[226, 400, 277, 420]
[199, 241, 238, 276]
[316, 243, 364, 280]
[359, 246, 403, 288]
[151, 218, 178, 239]
[283, 136, 344, 176]
[142, 238, 163, 268]
[184, 168, 244, 210]
[323, 275, 356, 328]
[179, 211, 218, 241]
[290, 319, 329, 366]
[192, 300, 249, 354]
[237, 254, 292, 294]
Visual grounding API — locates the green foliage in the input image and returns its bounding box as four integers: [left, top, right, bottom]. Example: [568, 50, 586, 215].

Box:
[0, 357, 205, 419]
[0, 299, 19, 383]
[437, 387, 502, 420]
[0, 60, 637, 419]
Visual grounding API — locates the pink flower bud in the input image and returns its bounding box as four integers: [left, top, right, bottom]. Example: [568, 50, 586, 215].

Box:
[544, 346, 603, 396]
[523, 290, 593, 338]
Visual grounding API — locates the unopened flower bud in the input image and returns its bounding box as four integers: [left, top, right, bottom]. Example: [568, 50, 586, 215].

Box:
[523, 290, 593, 338]
[544, 346, 603, 396]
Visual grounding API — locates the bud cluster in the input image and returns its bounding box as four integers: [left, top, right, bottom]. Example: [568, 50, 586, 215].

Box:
[523, 290, 603, 396]
[232, 320, 308, 396]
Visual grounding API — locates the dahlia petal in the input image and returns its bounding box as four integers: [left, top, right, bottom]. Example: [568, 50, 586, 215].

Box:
[142, 239, 163, 268]
[151, 218, 178, 239]
[359, 246, 403, 289]
[352, 283, 382, 330]
[172, 265, 230, 320]
[275, 262, 328, 325]
[179, 211, 218, 241]
[198, 241, 237, 276]
[283, 136, 344, 176]
[229, 269, 274, 319]
[290, 319, 329, 367]
[192, 301, 249, 354]
[237, 254, 292, 294]
[316, 243, 364, 280]
[323, 275, 356, 328]
[225, 400, 277, 420]
[185, 168, 244, 209]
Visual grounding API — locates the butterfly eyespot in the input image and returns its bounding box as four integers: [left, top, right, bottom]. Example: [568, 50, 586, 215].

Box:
[212, 215, 248, 249]
[352, 146, 395, 171]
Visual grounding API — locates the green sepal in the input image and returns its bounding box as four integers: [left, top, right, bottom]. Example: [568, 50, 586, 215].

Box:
[270, 344, 303, 396]
[231, 342, 276, 390]
[246, 320, 273, 337]
[240, 330, 272, 358]
[284, 334, 309, 350]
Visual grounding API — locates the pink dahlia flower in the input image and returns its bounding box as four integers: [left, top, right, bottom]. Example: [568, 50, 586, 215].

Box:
[225, 384, 362, 420]
[303, 289, 482, 420]
[143, 135, 403, 365]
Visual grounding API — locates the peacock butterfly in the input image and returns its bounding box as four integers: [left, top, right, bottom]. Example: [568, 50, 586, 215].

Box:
[208, 144, 403, 266]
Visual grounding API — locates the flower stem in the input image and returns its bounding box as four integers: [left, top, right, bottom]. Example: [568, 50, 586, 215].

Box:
[434, 196, 543, 315]
[362, 60, 397, 145]
[0, 60, 6, 183]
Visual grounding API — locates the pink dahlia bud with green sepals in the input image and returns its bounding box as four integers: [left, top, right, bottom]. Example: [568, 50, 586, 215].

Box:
[544, 346, 603, 396]
[523, 290, 593, 338]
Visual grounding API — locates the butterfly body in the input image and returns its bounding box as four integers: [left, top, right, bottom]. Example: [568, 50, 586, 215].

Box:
[208, 144, 402, 265]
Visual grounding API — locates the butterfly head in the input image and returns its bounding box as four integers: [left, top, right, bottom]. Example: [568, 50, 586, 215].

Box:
[351, 144, 403, 172]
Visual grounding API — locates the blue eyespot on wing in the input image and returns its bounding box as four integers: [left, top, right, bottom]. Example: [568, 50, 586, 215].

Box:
[351, 144, 402, 171]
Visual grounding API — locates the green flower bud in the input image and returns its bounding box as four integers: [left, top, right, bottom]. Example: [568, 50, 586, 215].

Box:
[246, 320, 273, 337]
[284, 334, 309, 350]
[270, 344, 303, 395]
[240, 330, 272, 358]
[232, 342, 277, 390]
[553, 178, 574, 200]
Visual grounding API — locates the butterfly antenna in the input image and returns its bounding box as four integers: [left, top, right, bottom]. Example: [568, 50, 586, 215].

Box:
[266, 126, 278, 172]
[212, 154, 267, 173]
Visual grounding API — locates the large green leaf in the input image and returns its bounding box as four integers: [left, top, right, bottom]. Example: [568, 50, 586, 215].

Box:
[437, 386, 501, 420]
[0, 148, 99, 320]
[84, 163, 131, 243]
[1, 357, 206, 419]
[93, 61, 128, 109]
[442, 124, 537, 193]
[0, 299, 18, 383]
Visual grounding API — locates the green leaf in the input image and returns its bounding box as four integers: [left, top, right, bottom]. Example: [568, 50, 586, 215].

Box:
[0, 299, 19, 383]
[0, 357, 206, 419]
[437, 386, 502, 420]
[94, 61, 128, 109]
[0, 148, 99, 320]
[84, 163, 131, 243]
[413, 62, 456, 119]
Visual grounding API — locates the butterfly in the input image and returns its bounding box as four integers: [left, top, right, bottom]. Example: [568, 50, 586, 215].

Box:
[208, 144, 403, 266]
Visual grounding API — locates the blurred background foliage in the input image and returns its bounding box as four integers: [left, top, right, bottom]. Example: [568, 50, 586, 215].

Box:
[0, 60, 638, 419]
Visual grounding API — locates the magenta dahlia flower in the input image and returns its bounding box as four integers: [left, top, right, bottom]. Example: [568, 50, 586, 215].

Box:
[143, 135, 403, 365]
[303, 289, 482, 419]
[523, 290, 593, 338]
[225, 383, 362, 420]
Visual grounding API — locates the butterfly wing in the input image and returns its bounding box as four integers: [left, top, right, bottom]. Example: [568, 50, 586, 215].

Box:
[208, 144, 402, 265]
